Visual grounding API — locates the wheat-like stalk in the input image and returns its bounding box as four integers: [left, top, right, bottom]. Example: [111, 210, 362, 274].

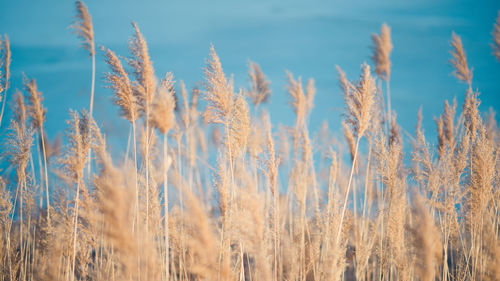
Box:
[72, 0, 95, 114]
[151, 72, 176, 281]
[128, 21, 157, 240]
[336, 63, 376, 246]
[23, 75, 51, 225]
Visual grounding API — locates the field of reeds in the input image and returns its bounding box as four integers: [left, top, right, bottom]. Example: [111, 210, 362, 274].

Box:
[0, 1, 499, 280]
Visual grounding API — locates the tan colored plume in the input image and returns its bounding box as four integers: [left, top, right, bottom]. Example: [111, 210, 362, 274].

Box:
[247, 61, 271, 107]
[103, 47, 138, 123]
[71, 0, 95, 56]
[450, 32, 472, 86]
[371, 23, 393, 81]
[151, 73, 176, 134]
[492, 11, 500, 61]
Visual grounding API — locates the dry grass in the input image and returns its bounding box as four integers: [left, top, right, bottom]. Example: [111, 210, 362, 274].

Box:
[0, 2, 499, 281]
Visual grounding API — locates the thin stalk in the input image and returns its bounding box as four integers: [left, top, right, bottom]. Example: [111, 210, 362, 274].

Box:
[132, 120, 141, 280]
[163, 133, 170, 281]
[386, 79, 391, 134]
[0, 86, 8, 128]
[336, 137, 360, 244]
[89, 51, 96, 117]
[146, 105, 150, 233]
[132, 120, 139, 232]
[71, 177, 82, 281]
[40, 126, 50, 225]
[273, 187, 279, 281]
[362, 142, 372, 219]
[125, 125, 132, 165]
[33, 140, 43, 207]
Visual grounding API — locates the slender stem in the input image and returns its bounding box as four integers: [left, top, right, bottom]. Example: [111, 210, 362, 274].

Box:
[362, 142, 372, 219]
[86, 51, 96, 203]
[71, 177, 82, 281]
[163, 133, 170, 281]
[132, 120, 141, 279]
[273, 184, 279, 281]
[34, 136, 43, 207]
[386, 79, 391, 135]
[132, 121, 139, 232]
[40, 126, 50, 226]
[145, 105, 150, 233]
[0, 86, 8, 128]
[336, 137, 360, 244]
[125, 125, 132, 166]
[89, 52, 96, 117]
[144, 103, 150, 280]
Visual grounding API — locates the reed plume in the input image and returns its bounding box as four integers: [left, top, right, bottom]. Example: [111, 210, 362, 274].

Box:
[286, 71, 314, 130]
[227, 92, 250, 158]
[203, 45, 233, 125]
[128, 21, 157, 235]
[336, 63, 376, 246]
[102, 45, 142, 246]
[129, 22, 157, 112]
[151, 72, 176, 281]
[338, 63, 376, 139]
[371, 23, 393, 81]
[103, 47, 138, 123]
[372, 23, 393, 133]
[60, 110, 98, 281]
[492, 11, 500, 61]
[12, 90, 27, 130]
[72, 0, 94, 57]
[450, 32, 473, 88]
[202, 45, 237, 212]
[23, 74, 51, 224]
[0, 35, 11, 127]
[247, 61, 271, 108]
[151, 73, 176, 135]
[72, 0, 96, 115]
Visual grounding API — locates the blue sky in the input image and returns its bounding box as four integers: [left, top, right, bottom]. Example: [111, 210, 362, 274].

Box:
[1, 0, 499, 156]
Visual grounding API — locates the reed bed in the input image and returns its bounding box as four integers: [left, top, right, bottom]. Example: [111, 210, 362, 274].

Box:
[0, 2, 499, 281]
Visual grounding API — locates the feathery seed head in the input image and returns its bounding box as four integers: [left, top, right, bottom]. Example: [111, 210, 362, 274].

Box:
[203, 45, 233, 124]
[227, 91, 250, 157]
[128, 22, 157, 113]
[1, 34, 11, 91]
[286, 71, 314, 129]
[450, 32, 472, 86]
[339, 63, 376, 140]
[371, 23, 393, 81]
[6, 120, 34, 174]
[151, 73, 176, 134]
[103, 47, 138, 123]
[247, 61, 271, 107]
[12, 90, 27, 128]
[61, 110, 99, 182]
[23, 74, 46, 129]
[72, 0, 95, 56]
[492, 11, 500, 61]
[463, 90, 481, 137]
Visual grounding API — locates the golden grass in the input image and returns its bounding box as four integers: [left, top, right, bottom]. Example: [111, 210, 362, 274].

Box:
[0, 2, 499, 281]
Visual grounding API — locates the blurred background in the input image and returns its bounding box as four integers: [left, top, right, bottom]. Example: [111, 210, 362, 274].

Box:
[1, 0, 499, 155]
